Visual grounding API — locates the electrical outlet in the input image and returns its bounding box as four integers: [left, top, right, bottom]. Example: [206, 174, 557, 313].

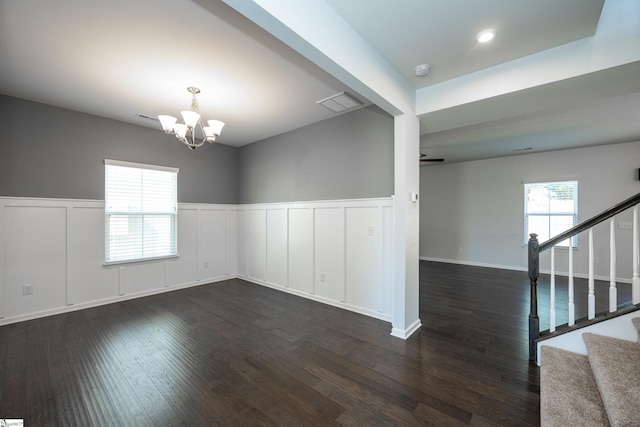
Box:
[203, 261, 209, 268]
[320, 273, 326, 282]
[367, 226, 374, 236]
[23, 284, 33, 296]
[619, 222, 633, 229]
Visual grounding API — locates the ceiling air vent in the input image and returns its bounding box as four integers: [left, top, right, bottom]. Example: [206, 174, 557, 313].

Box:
[136, 113, 159, 121]
[316, 92, 363, 114]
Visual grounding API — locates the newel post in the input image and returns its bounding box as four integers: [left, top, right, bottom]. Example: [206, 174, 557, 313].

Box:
[528, 233, 540, 362]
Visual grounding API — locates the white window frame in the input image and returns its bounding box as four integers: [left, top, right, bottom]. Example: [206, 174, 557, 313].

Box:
[104, 159, 178, 264]
[524, 180, 578, 248]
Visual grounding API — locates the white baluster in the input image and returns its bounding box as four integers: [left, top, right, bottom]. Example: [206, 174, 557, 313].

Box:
[633, 205, 639, 305]
[550, 247, 556, 332]
[588, 228, 595, 319]
[610, 219, 617, 313]
[568, 244, 575, 326]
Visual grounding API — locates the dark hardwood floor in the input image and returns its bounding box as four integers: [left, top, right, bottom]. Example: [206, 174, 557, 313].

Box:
[4, 260, 614, 426]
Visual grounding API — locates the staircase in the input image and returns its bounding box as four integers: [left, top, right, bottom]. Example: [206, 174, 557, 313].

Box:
[528, 192, 640, 362]
[540, 316, 640, 426]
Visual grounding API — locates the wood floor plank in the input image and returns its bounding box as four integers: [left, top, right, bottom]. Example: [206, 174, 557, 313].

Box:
[1, 324, 27, 420]
[0, 261, 557, 425]
[25, 320, 58, 426]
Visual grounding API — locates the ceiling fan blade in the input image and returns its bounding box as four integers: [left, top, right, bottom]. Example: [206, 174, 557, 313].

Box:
[419, 153, 444, 163]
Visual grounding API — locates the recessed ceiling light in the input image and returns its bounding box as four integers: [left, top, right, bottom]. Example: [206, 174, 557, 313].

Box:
[477, 29, 495, 43]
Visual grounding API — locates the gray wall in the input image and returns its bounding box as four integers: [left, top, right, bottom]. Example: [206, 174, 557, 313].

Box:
[0, 95, 238, 203]
[238, 106, 394, 204]
[1, 96, 394, 205]
[420, 140, 640, 278]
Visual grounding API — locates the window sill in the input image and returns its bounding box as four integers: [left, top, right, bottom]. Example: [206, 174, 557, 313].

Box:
[104, 254, 179, 267]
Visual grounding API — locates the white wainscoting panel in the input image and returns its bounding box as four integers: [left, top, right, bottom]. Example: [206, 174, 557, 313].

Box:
[198, 208, 229, 280]
[266, 209, 288, 287]
[314, 207, 346, 302]
[236, 210, 247, 277]
[0, 197, 391, 325]
[228, 210, 238, 276]
[4, 204, 68, 318]
[165, 208, 198, 286]
[288, 208, 314, 294]
[119, 261, 167, 295]
[247, 209, 266, 281]
[382, 206, 394, 315]
[0, 198, 237, 325]
[238, 198, 393, 321]
[345, 206, 383, 312]
[67, 203, 119, 305]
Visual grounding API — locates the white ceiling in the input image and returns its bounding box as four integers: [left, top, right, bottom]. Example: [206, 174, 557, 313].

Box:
[325, 0, 604, 89]
[1, 0, 638, 164]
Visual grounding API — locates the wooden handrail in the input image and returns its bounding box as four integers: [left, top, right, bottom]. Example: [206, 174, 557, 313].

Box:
[539, 192, 640, 252]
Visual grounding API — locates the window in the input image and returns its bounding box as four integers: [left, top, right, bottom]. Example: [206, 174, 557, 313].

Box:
[105, 159, 178, 263]
[524, 181, 578, 247]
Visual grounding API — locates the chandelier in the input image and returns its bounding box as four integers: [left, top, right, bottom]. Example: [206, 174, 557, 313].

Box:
[158, 86, 225, 150]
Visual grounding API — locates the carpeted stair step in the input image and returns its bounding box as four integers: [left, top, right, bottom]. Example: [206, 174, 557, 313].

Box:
[540, 345, 610, 427]
[583, 333, 640, 427]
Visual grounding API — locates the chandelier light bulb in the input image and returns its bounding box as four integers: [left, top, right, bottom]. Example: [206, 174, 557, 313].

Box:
[158, 115, 177, 133]
[174, 123, 188, 139]
[181, 110, 200, 128]
[207, 120, 225, 135]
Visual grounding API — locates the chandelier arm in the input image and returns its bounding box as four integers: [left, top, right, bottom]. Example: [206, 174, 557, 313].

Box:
[184, 135, 204, 149]
[197, 120, 211, 144]
[191, 123, 206, 148]
[189, 128, 196, 147]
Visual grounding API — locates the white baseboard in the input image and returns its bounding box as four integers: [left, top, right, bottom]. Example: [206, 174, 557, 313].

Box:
[0, 275, 234, 327]
[238, 275, 392, 323]
[390, 319, 422, 339]
[419, 256, 633, 284]
[419, 256, 527, 272]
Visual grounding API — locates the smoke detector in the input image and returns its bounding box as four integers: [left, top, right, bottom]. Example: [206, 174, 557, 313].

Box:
[414, 64, 431, 77]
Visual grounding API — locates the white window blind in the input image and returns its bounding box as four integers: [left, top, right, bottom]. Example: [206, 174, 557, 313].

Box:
[105, 159, 178, 263]
[524, 181, 578, 247]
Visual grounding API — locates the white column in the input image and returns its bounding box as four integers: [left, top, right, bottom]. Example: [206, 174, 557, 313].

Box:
[391, 113, 421, 339]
